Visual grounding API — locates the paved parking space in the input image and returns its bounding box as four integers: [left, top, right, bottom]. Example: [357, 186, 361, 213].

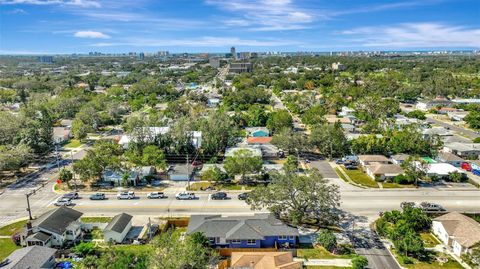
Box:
[309, 160, 339, 178]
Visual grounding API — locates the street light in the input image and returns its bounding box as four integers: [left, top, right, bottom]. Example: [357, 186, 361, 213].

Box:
[25, 190, 36, 220]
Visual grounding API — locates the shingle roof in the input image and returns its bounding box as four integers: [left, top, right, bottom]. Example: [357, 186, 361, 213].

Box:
[367, 164, 404, 175]
[358, 155, 390, 163]
[231, 252, 302, 269]
[187, 214, 298, 240]
[247, 137, 273, 144]
[434, 212, 480, 248]
[33, 207, 83, 235]
[437, 152, 465, 162]
[104, 213, 133, 233]
[27, 231, 52, 242]
[391, 154, 410, 161]
[1, 246, 56, 269]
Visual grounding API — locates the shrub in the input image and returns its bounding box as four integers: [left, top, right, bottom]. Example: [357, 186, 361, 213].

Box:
[352, 255, 369, 269]
[393, 174, 411, 184]
[400, 255, 414, 264]
[316, 229, 337, 252]
[336, 244, 355, 255]
[74, 242, 96, 256]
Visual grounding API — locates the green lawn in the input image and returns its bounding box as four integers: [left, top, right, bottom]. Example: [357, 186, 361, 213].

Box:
[81, 217, 112, 223]
[297, 246, 354, 260]
[382, 182, 415, 188]
[420, 233, 441, 248]
[341, 167, 379, 188]
[187, 182, 253, 191]
[91, 228, 104, 240]
[0, 220, 27, 236]
[0, 238, 21, 261]
[64, 139, 82, 148]
[306, 267, 351, 269]
[392, 249, 463, 269]
[334, 168, 350, 183]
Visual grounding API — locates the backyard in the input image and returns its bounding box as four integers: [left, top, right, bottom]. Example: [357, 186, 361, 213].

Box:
[297, 245, 356, 260]
[392, 249, 463, 269]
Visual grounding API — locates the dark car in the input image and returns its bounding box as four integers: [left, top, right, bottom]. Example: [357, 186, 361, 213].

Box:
[335, 159, 344, 164]
[62, 192, 79, 200]
[89, 193, 106, 200]
[344, 164, 357, 170]
[211, 192, 228, 200]
[238, 192, 249, 200]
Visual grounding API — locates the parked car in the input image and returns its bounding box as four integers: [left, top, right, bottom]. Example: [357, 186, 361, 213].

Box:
[62, 192, 79, 200]
[175, 192, 196, 200]
[304, 159, 311, 163]
[335, 159, 344, 164]
[238, 192, 249, 200]
[117, 191, 135, 200]
[89, 193, 106, 200]
[344, 164, 357, 170]
[461, 162, 472, 171]
[211, 192, 228, 200]
[54, 198, 72, 206]
[400, 201, 417, 209]
[419, 202, 446, 212]
[147, 192, 166, 199]
[192, 161, 203, 167]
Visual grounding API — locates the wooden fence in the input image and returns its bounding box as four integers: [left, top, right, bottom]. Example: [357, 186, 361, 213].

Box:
[166, 218, 189, 228]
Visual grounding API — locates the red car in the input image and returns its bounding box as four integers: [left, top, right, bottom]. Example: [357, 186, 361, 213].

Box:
[191, 161, 203, 167]
[461, 162, 472, 172]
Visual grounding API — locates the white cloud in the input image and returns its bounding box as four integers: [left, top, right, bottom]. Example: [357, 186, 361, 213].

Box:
[90, 36, 300, 47]
[339, 23, 480, 48]
[0, 0, 100, 8]
[7, 8, 27, 14]
[205, 0, 313, 31]
[74, 30, 110, 39]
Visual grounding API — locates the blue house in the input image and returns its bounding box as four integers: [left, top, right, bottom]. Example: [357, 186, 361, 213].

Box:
[187, 214, 298, 248]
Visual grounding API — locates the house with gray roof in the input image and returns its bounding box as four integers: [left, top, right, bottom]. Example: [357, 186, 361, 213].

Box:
[0, 246, 56, 269]
[187, 214, 298, 248]
[20, 207, 83, 247]
[104, 213, 133, 243]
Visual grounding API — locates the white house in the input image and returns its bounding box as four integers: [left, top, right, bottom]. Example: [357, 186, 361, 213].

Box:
[365, 164, 403, 181]
[424, 163, 465, 178]
[432, 212, 480, 257]
[104, 213, 133, 244]
[21, 207, 84, 247]
[358, 155, 390, 167]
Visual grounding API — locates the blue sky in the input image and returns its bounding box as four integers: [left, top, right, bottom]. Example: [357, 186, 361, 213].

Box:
[0, 0, 479, 54]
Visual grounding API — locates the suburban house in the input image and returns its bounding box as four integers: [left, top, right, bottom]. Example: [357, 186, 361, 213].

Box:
[391, 154, 410, 165]
[207, 98, 220, 107]
[365, 164, 404, 181]
[443, 142, 480, 159]
[187, 214, 299, 248]
[358, 155, 390, 166]
[118, 127, 170, 148]
[53, 126, 72, 144]
[422, 126, 453, 138]
[325, 115, 351, 124]
[20, 207, 84, 247]
[230, 252, 302, 269]
[424, 163, 465, 179]
[102, 169, 139, 186]
[1, 246, 57, 269]
[432, 212, 480, 257]
[447, 111, 469, 121]
[225, 147, 262, 158]
[245, 127, 270, 137]
[168, 164, 195, 181]
[436, 152, 465, 167]
[104, 213, 133, 243]
[247, 137, 273, 145]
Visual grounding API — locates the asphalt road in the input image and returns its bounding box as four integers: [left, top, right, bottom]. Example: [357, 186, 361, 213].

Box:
[426, 116, 479, 139]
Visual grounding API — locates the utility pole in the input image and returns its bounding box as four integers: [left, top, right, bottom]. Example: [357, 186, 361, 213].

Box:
[25, 190, 36, 220]
[55, 144, 60, 171]
[186, 154, 190, 190]
[71, 150, 78, 191]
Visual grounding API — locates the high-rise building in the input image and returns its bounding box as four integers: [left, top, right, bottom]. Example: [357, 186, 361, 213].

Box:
[209, 57, 220, 68]
[38, 56, 54, 63]
[230, 46, 237, 60]
[138, 52, 145, 60]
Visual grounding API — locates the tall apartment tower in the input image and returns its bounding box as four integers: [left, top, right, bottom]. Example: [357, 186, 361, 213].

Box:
[230, 46, 237, 60]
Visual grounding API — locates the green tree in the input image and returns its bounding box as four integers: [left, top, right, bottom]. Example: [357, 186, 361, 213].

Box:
[401, 157, 428, 186]
[72, 119, 88, 141]
[271, 128, 306, 154]
[465, 111, 480, 130]
[406, 110, 426, 120]
[352, 255, 369, 269]
[309, 122, 349, 159]
[301, 104, 326, 125]
[73, 140, 122, 181]
[224, 149, 263, 182]
[246, 169, 341, 227]
[283, 155, 299, 173]
[74, 242, 96, 256]
[316, 229, 337, 252]
[267, 109, 293, 133]
[449, 171, 466, 183]
[201, 167, 228, 183]
[0, 144, 33, 173]
[59, 168, 73, 187]
[141, 145, 166, 169]
[149, 230, 218, 269]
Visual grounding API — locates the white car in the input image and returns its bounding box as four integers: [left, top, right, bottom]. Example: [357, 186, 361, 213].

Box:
[147, 192, 165, 199]
[117, 191, 135, 200]
[54, 198, 72, 206]
[175, 192, 196, 200]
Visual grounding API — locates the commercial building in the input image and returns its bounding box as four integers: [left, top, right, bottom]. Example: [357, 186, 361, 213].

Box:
[229, 62, 253, 74]
[231, 46, 237, 60]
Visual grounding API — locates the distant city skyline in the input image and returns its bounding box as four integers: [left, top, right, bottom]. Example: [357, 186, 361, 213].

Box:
[0, 0, 479, 54]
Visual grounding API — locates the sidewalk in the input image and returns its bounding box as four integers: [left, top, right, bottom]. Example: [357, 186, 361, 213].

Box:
[293, 258, 352, 267]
